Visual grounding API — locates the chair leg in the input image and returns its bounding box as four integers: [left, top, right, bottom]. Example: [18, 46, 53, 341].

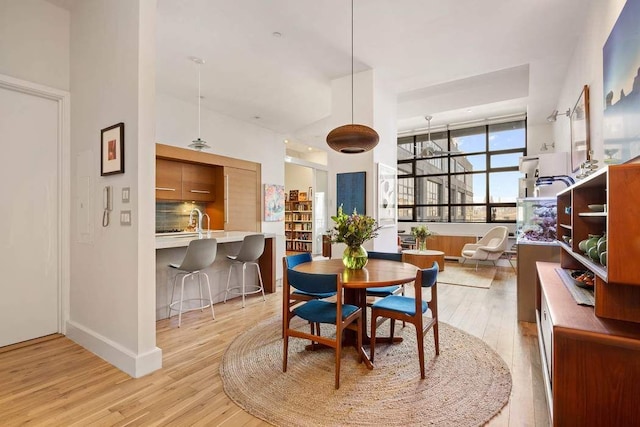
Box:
[168, 272, 179, 318]
[283, 320, 290, 373]
[255, 262, 266, 301]
[198, 272, 204, 312]
[370, 312, 378, 363]
[335, 327, 342, 389]
[356, 315, 363, 364]
[390, 318, 396, 340]
[433, 320, 440, 355]
[241, 263, 246, 308]
[416, 324, 425, 379]
[178, 274, 186, 327]
[203, 272, 215, 320]
[224, 264, 234, 303]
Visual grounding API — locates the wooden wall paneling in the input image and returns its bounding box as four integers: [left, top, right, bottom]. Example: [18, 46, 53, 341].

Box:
[224, 166, 258, 232]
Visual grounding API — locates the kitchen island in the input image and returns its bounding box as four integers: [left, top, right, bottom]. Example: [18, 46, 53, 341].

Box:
[156, 231, 275, 320]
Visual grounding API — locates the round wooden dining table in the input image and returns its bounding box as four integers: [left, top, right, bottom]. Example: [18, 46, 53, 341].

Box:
[293, 258, 418, 368]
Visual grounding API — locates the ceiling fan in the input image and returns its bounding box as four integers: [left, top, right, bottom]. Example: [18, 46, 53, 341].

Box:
[419, 115, 457, 157]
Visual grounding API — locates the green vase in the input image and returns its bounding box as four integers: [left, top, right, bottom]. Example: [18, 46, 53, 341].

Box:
[416, 237, 427, 251]
[343, 245, 368, 269]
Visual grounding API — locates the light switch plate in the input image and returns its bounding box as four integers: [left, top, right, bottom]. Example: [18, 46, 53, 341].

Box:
[120, 210, 132, 226]
[122, 187, 130, 203]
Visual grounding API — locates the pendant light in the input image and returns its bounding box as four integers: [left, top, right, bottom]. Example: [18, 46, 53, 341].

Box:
[188, 56, 210, 151]
[326, 0, 379, 154]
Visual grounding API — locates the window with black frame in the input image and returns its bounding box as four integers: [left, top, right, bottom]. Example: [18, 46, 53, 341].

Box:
[397, 120, 526, 223]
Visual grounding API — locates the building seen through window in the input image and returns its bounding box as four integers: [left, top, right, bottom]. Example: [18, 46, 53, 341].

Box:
[397, 120, 526, 223]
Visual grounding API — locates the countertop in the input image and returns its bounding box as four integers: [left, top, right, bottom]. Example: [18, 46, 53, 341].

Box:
[156, 231, 275, 249]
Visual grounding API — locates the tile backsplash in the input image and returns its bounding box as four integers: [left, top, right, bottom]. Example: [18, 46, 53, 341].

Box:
[156, 201, 209, 232]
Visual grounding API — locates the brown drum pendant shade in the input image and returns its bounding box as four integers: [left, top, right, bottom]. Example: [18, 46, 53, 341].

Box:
[326, 124, 379, 154]
[326, 0, 379, 154]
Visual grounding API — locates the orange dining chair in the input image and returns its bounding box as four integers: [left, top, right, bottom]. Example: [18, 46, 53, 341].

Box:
[282, 267, 362, 389]
[370, 261, 439, 379]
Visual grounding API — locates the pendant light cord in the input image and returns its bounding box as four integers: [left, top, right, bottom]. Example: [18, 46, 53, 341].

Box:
[197, 62, 201, 139]
[351, 0, 354, 125]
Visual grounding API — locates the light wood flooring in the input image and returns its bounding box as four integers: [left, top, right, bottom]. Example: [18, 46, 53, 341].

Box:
[0, 262, 549, 426]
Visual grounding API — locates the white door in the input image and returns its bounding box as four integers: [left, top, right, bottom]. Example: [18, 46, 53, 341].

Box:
[0, 85, 59, 347]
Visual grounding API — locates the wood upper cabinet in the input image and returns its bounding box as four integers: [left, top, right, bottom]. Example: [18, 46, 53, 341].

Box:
[156, 159, 216, 202]
[155, 159, 182, 200]
[182, 163, 216, 202]
[224, 166, 258, 232]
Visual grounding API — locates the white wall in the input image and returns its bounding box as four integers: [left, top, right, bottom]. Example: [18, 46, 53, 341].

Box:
[0, 0, 70, 90]
[156, 92, 286, 282]
[68, 0, 160, 378]
[285, 163, 313, 192]
[552, 0, 627, 167]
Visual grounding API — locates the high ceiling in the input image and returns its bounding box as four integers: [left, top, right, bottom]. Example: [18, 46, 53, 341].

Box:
[61, 0, 594, 145]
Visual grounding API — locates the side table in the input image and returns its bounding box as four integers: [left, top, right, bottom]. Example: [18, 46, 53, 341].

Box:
[402, 249, 445, 271]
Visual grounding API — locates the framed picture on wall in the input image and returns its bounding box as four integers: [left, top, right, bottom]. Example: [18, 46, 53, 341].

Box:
[336, 171, 366, 215]
[101, 122, 125, 176]
[377, 163, 397, 225]
[264, 184, 285, 222]
[570, 85, 590, 172]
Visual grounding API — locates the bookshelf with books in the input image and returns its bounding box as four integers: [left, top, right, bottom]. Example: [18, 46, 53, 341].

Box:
[285, 192, 313, 253]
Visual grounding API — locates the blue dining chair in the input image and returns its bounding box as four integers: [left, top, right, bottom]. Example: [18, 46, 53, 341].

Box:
[365, 251, 407, 299]
[282, 253, 338, 340]
[282, 268, 363, 389]
[370, 261, 439, 379]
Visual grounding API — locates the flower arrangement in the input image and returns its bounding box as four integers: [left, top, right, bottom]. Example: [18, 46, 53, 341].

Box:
[411, 225, 432, 239]
[330, 206, 380, 249]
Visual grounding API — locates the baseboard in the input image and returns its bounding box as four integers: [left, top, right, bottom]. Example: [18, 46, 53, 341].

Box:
[66, 320, 162, 378]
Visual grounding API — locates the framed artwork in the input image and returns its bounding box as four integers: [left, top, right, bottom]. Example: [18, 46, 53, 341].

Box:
[336, 171, 366, 215]
[264, 184, 285, 222]
[298, 192, 308, 201]
[101, 122, 125, 176]
[289, 189, 299, 201]
[377, 163, 397, 225]
[570, 85, 590, 172]
[603, 0, 640, 164]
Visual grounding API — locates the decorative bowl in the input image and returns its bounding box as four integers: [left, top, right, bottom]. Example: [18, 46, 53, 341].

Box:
[571, 270, 595, 288]
[588, 204, 605, 212]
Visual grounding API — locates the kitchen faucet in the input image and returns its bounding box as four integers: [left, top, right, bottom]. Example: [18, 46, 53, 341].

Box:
[189, 208, 203, 233]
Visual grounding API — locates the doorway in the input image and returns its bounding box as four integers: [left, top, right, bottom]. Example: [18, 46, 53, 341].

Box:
[285, 160, 328, 256]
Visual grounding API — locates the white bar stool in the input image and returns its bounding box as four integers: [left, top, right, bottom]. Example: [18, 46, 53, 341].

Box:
[168, 238, 218, 327]
[224, 234, 266, 308]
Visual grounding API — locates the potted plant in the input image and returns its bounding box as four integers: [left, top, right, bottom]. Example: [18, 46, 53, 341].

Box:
[411, 225, 432, 251]
[330, 206, 381, 269]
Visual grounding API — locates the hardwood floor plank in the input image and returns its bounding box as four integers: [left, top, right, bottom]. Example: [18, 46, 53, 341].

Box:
[0, 265, 548, 426]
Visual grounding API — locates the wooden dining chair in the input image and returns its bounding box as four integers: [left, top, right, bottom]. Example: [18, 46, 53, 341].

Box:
[365, 251, 407, 300]
[282, 254, 337, 339]
[282, 267, 363, 389]
[370, 261, 439, 379]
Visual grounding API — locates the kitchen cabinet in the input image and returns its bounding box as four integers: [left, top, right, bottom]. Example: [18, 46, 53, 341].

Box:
[155, 159, 216, 202]
[155, 159, 183, 200]
[182, 162, 216, 202]
[224, 166, 258, 231]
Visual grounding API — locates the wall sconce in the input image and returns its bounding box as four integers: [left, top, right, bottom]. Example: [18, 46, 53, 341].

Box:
[540, 142, 555, 151]
[546, 109, 570, 122]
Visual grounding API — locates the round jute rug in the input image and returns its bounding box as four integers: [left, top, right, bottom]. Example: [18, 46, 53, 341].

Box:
[220, 317, 512, 427]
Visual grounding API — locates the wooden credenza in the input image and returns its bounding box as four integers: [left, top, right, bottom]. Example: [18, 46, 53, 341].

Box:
[536, 262, 640, 425]
[400, 234, 477, 258]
